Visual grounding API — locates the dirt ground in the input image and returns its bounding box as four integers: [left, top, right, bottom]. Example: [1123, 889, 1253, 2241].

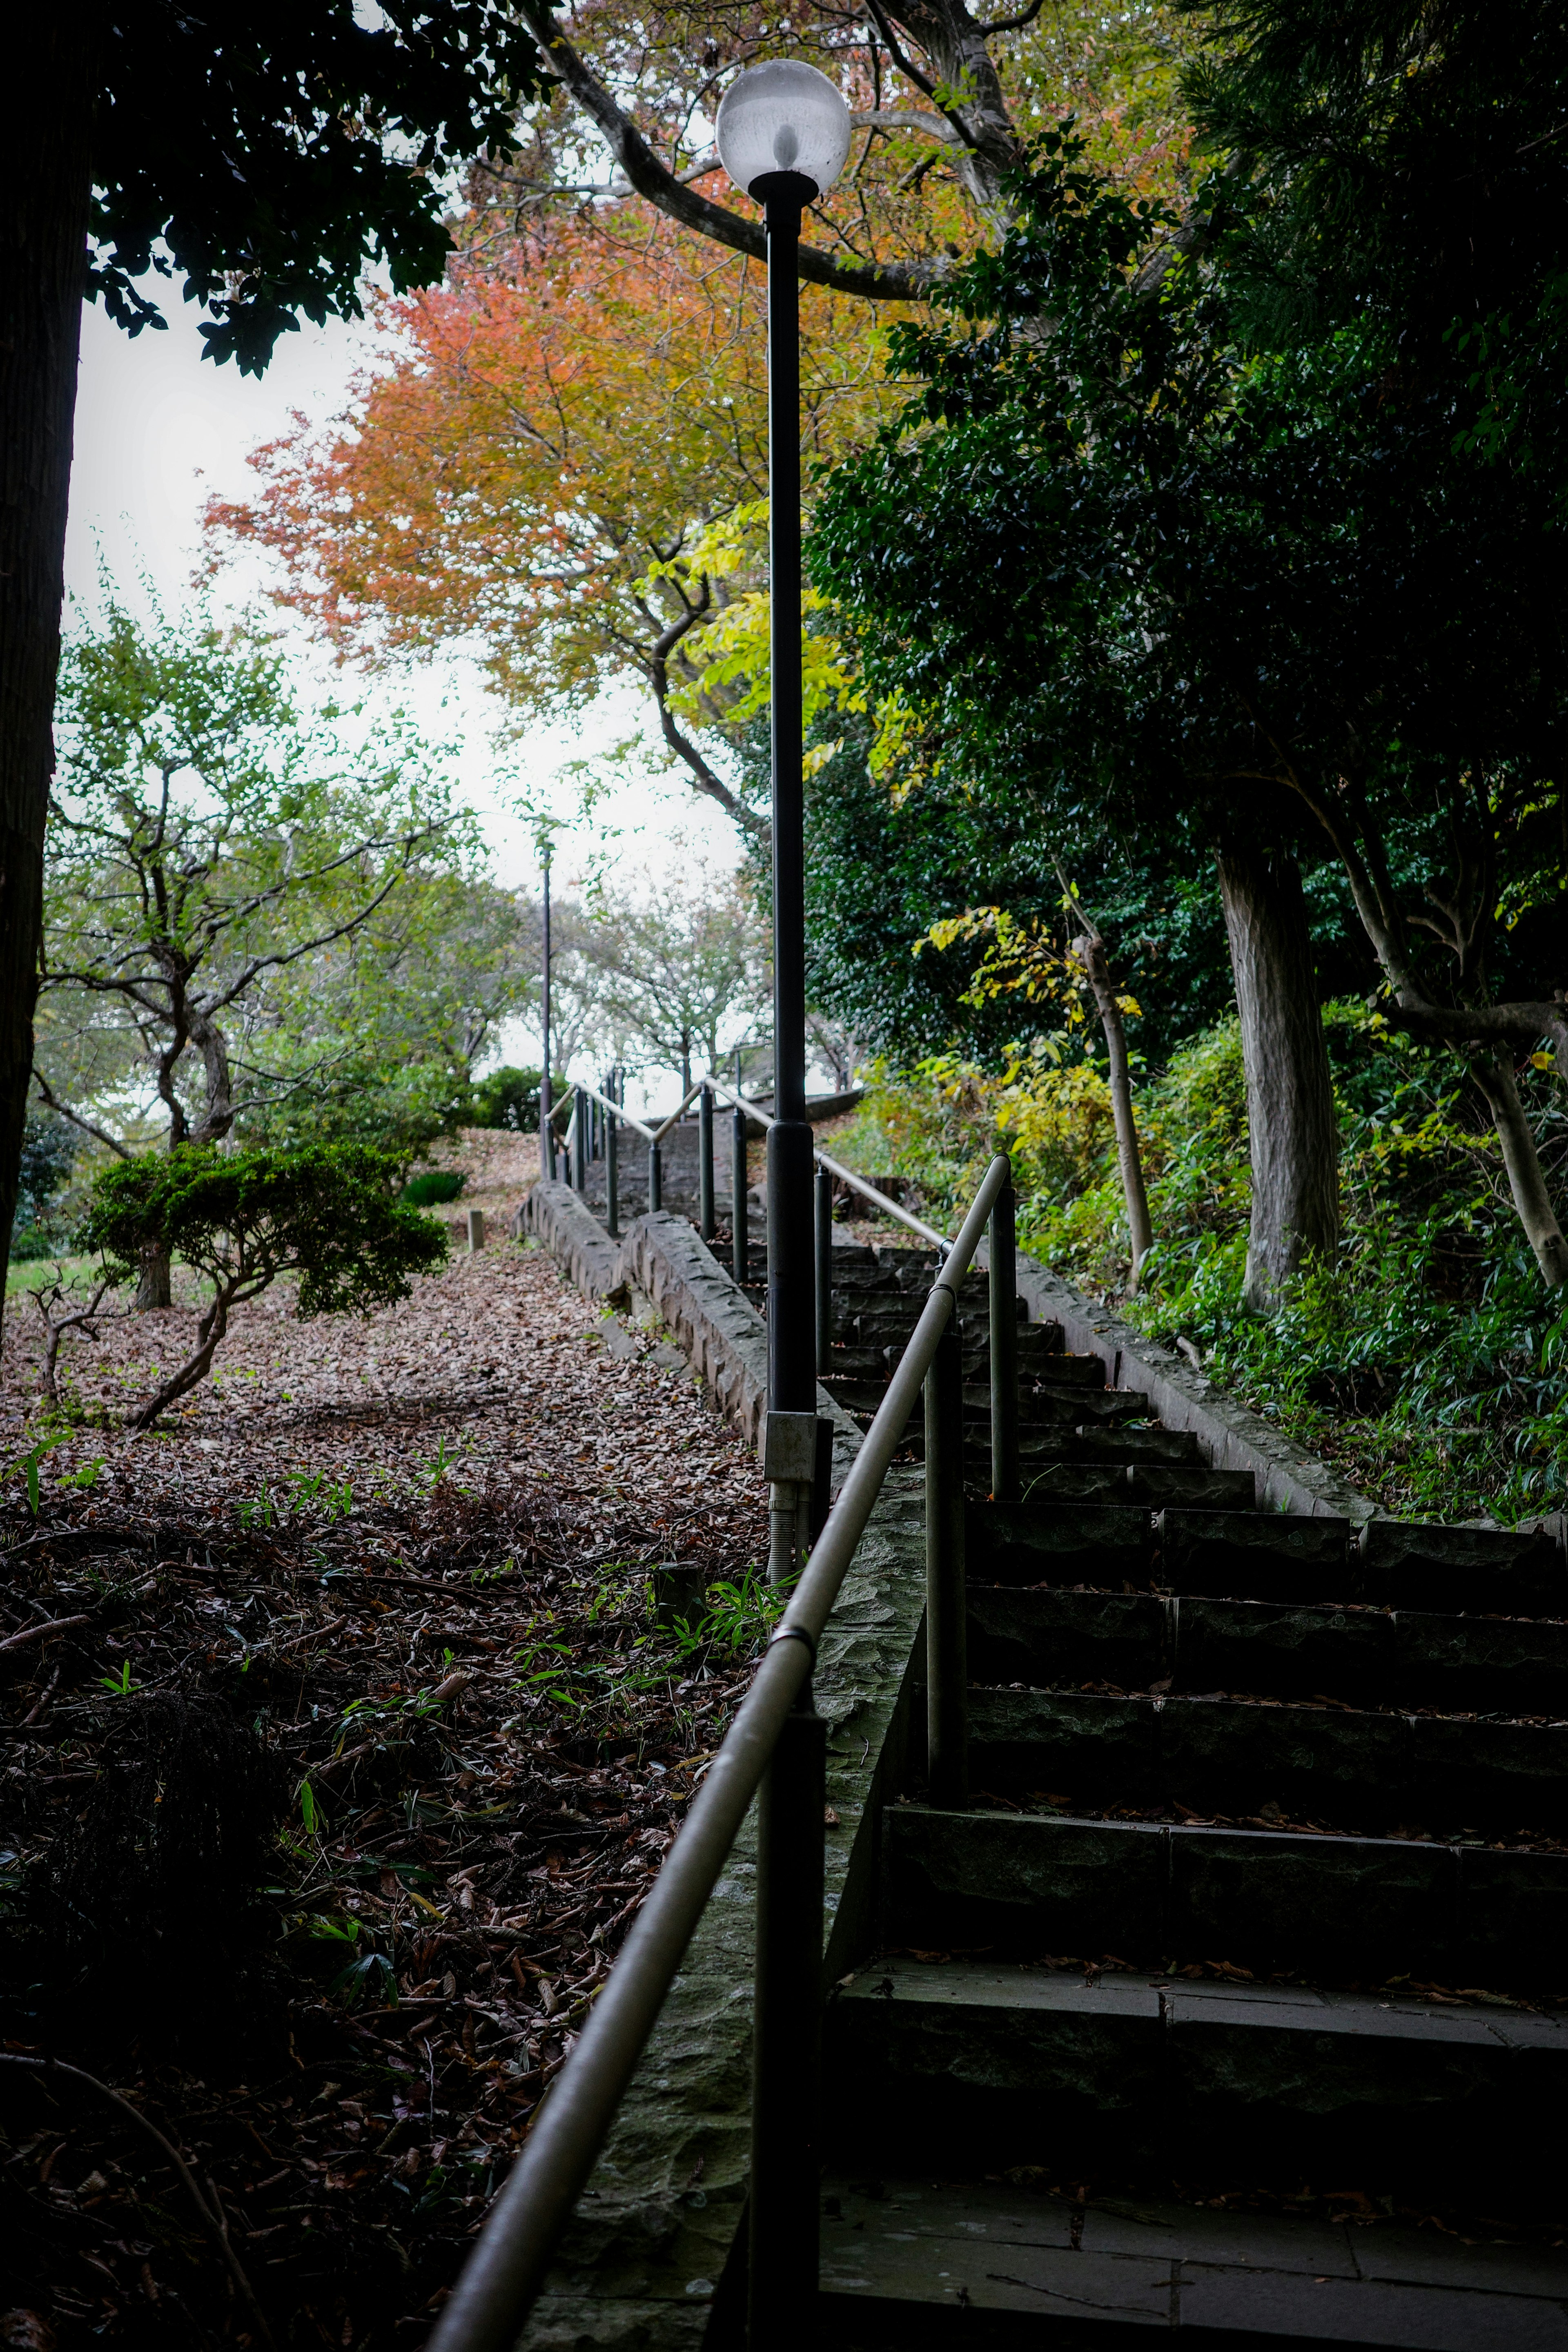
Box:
[0, 1151, 768, 2349]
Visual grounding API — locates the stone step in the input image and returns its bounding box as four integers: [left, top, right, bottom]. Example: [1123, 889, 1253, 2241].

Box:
[883, 1804, 1568, 1989]
[964, 1587, 1568, 1714]
[1020, 1462, 1258, 1511]
[965, 1688, 1568, 1839]
[1358, 1519, 1566, 1616]
[824, 1959, 1568, 2209]
[967, 1500, 1155, 1585]
[1161, 1513, 1568, 1617]
[821, 1376, 1060, 1422]
[1158, 1511, 1354, 1603]
[830, 1316, 1053, 1353]
[820, 1382, 1150, 1432]
[816, 2171, 1568, 2346]
[824, 1339, 1062, 1382]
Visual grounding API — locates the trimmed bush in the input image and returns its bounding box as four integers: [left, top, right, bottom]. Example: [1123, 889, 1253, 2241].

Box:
[401, 1168, 466, 1206]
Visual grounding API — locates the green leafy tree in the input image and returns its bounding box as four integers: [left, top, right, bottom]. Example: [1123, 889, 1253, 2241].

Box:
[79, 1141, 447, 1430]
[813, 79, 1568, 1295]
[38, 604, 500, 1298]
[2, 2, 547, 1326]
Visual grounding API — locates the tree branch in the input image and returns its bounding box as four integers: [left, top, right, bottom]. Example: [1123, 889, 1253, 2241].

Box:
[30, 1071, 132, 1161]
[512, 0, 938, 303]
[976, 0, 1045, 30]
[646, 603, 767, 842]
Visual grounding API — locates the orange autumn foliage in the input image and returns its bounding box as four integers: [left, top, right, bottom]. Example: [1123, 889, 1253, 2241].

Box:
[206, 207, 896, 722]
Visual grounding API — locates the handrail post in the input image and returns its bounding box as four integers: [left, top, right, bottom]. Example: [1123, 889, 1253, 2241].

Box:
[605, 1098, 619, 1240]
[925, 1317, 968, 1808]
[648, 1139, 662, 1213]
[814, 1163, 833, 1376]
[747, 1684, 826, 2350]
[989, 1161, 1019, 1503]
[573, 1086, 588, 1193]
[699, 1081, 715, 1242]
[732, 1100, 749, 1286]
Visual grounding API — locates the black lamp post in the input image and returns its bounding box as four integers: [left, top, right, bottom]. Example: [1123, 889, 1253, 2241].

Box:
[716, 61, 851, 1587]
[539, 840, 554, 1183]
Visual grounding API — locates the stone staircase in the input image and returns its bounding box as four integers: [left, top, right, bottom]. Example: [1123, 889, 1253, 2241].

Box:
[805, 1239, 1568, 2347]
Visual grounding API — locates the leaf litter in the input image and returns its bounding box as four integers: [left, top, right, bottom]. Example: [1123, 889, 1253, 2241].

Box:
[0, 1217, 768, 2346]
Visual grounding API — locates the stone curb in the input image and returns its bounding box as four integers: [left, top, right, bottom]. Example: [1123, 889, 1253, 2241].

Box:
[518, 1203, 924, 2352]
[516, 1177, 628, 1302]
[1005, 1250, 1378, 1524]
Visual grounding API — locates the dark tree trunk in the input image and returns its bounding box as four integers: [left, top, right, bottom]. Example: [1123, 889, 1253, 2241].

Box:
[1217, 847, 1341, 1313]
[136, 1245, 173, 1311]
[0, 24, 96, 1343]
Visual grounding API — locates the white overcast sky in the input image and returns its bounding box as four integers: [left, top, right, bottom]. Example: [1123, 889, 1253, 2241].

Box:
[63, 290, 751, 1096]
[62, 291, 746, 1083]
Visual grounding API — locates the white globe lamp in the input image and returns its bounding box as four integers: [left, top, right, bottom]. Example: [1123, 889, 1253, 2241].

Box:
[715, 58, 852, 200]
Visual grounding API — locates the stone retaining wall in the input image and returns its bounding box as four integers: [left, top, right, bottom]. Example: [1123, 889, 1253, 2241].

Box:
[515, 1177, 628, 1302]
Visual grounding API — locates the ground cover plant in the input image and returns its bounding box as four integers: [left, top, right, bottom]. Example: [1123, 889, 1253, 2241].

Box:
[834, 1007, 1568, 1526]
[0, 1208, 768, 2348]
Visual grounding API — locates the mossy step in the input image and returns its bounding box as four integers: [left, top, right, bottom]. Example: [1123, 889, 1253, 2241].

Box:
[824, 1959, 1568, 2207]
[884, 1804, 1568, 1990]
[966, 1587, 1568, 1714]
[966, 1687, 1568, 1839]
[816, 2172, 1568, 2345]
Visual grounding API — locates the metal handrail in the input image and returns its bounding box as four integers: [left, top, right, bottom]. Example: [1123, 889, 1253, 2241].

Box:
[548, 1068, 949, 1251]
[650, 1077, 705, 1144]
[568, 1075, 656, 1145]
[704, 1075, 949, 1251]
[428, 1152, 1013, 2352]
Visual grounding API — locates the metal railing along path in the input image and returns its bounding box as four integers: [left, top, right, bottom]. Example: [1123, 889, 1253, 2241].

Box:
[550, 1070, 948, 1256]
[428, 1152, 1016, 2352]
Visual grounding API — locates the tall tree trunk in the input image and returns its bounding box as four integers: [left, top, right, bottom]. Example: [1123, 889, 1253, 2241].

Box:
[1070, 929, 1154, 1288]
[1217, 847, 1341, 1313]
[0, 26, 95, 1344]
[1470, 1051, 1568, 1288]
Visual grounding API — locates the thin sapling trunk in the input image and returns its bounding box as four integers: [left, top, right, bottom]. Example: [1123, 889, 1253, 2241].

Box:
[1053, 861, 1154, 1290]
[1217, 846, 1341, 1314]
[1070, 929, 1154, 1287]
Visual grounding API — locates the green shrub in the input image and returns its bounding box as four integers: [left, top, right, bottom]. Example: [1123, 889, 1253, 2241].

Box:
[840, 1006, 1568, 1524]
[469, 1066, 566, 1133]
[80, 1141, 448, 1429]
[401, 1168, 466, 1206]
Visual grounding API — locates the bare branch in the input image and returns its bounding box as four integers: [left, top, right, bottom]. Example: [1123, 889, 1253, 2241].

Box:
[512, 0, 938, 304]
[30, 1071, 133, 1161]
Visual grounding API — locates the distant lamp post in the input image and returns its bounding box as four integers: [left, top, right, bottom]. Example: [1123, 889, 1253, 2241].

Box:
[716, 60, 851, 1583]
[539, 840, 554, 1182]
